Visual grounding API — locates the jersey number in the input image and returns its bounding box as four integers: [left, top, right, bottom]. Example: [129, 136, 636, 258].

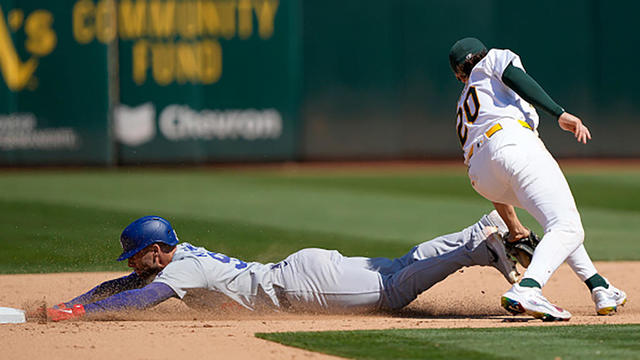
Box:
[184, 244, 248, 270]
[456, 86, 480, 147]
[208, 252, 248, 270]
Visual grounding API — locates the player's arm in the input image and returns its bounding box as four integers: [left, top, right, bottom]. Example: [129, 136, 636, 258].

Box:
[60, 272, 147, 307]
[501, 62, 591, 144]
[491, 202, 530, 242]
[47, 282, 177, 321]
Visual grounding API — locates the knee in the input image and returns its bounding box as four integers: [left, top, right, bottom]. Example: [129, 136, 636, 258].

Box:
[573, 227, 585, 245]
[549, 225, 584, 249]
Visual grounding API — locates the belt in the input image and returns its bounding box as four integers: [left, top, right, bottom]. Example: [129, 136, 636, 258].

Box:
[466, 120, 532, 163]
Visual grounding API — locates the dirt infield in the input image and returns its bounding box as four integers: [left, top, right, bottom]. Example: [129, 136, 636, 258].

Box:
[0, 262, 637, 360]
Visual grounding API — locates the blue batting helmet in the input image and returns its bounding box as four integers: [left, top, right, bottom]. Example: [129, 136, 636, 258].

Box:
[117, 216, 179, 261]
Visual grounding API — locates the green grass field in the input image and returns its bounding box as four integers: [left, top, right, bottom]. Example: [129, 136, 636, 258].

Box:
[1, 166, 639, 273]
[2, 165, 639, 359]
[257, 325, 640, 360]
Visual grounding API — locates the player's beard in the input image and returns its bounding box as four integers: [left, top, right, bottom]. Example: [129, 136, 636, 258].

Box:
[135, 264, 162, 281]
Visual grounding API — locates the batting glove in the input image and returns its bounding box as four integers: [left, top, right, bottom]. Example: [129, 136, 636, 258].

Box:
[47, 304, 85, 322]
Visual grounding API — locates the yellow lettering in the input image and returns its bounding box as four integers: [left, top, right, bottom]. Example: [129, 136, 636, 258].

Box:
[96, 0, 117, 43]
[217, 0, 236, 40]
[254, 0, 278, 39]
[132, 39, 149, 84]
[200, 39, 221, 84]
[151, 42, 174, 85]
[149, 0, 175, 38]
[24, 10, 57, 57]
[0, 6, 37, 91]
[176, 1, 198, 39]
[198, 1, 220, 37]
[73, 0, 95, 44]
[7, 9, 23, 31]
[175, 42, 199, 84]
[238, 0, 252, 39]
[119, 0, 146, 39]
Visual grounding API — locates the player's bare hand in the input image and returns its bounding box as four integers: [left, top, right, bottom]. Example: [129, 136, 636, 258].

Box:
[558, 112, 591, 144]
[507, 228, 531, 243]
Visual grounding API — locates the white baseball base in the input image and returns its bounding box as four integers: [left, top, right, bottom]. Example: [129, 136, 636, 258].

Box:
[0, 307, 26, 324]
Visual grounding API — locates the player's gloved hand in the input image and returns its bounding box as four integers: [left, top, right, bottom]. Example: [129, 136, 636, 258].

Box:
[46, 304, 85, 322]
[502, 230, 541, 268]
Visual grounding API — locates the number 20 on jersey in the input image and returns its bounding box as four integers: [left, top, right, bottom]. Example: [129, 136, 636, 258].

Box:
[456, 86, 480, 147]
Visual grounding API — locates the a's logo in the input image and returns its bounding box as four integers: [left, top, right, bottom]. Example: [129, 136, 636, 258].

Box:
[0, 6, 56, 91]
[114, 102, 156, 147]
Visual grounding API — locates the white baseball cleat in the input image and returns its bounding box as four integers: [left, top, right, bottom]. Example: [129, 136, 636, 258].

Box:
[484, 225, 519, 284]
[592, 285, 627, 315]
[501, 284, 571, 322]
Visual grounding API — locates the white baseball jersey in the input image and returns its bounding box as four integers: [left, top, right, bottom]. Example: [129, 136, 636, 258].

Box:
[455, 49, 539, 165]
[152, 243, 282, 311]
[459, 49, 595, 289]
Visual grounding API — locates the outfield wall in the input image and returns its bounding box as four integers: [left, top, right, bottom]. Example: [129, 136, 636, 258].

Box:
[0, 0, 301, 165]
[301, 0, 640, 159]
[1, 1, 638, 165]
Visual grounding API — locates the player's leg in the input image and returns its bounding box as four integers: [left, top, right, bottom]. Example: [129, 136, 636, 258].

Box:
[502, 150, 627, 316]
[527, 140, 627, 314]
[490, 132, 625, 316]
[378, 214, 511, 310]
[469, 128, 579, 320]
[470, 128, 583, 286]
[510, 146, 585, 287]
[342, 211, 514, 281]
[274, 248, 384, 313]
[565, 244, 627, 314]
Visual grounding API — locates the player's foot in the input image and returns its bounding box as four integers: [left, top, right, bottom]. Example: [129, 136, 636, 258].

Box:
[484, 225, 519, 284]
[592, 284, 627, 315]
[501, 284, 571, 322]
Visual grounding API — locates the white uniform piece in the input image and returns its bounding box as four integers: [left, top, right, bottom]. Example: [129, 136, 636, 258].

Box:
[455, 49, 597, 287]
[153, 213, 507, 312]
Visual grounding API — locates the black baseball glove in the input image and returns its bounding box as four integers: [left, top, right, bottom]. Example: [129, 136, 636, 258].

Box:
[503, 230, 541, 268]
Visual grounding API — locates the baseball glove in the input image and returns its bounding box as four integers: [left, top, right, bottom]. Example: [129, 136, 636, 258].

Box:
[503, 230, 541, 268]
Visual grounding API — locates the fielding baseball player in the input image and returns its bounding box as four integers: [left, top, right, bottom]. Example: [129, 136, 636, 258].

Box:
[448, 37, 627, 321]
[45, 213, 522, 321]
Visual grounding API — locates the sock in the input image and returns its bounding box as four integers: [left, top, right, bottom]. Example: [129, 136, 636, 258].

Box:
[585, 274, 609, 291]
[519, 278, 541, 288]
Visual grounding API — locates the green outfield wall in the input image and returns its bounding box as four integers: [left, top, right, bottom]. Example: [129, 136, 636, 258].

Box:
[109, 0, 301, 163]
[1, 1, 638, 165]
[0, 0, 301, 165]
[301, 0, 640, 159]
[0, 0, 111, 165]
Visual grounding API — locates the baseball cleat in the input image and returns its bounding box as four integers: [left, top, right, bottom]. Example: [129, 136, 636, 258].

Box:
[501, 284, 571, 322]
[484, 225, 519, 284]
[592, 285, 627, 315]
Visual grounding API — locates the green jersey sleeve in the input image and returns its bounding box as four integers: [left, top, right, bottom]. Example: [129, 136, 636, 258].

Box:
[501, 62, 565, 118]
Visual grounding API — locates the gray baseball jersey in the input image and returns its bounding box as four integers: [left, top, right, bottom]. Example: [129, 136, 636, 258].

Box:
[153, 212, 507, 312]
[153, 243, 283, 311]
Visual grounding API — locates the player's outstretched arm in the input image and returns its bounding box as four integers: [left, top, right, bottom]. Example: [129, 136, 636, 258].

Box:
[558, 112, 592, 144]
[47, 282, 176, 321]
[59, 272, 147, 308]
[501, 63, 592, 144]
